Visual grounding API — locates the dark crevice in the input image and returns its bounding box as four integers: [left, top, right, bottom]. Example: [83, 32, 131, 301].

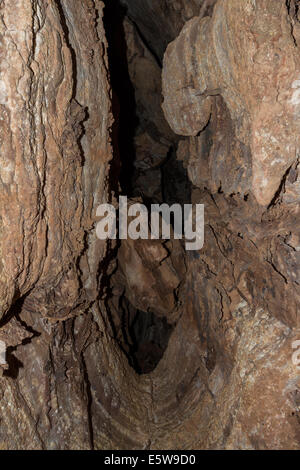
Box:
[2, 296, 41, 379]
[129, 18, 162, 68]
[162, 146, 192, 206]
[266, 164, 292, 210]
[55, 0, 78, 97]
[101, 0, 189, 375]
[117, 298, 174, 375]
[286, 0, 300, 46]
[80, 350, 94, 449]
[130, 310, 173, 375]
[103, 0, 138, 196]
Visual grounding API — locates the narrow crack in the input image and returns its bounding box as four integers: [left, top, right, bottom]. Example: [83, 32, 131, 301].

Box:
[286, 0, 299, 46]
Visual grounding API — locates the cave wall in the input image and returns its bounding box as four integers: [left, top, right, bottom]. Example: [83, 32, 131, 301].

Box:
[0, 0, 113, 449]
[0, 0, 299, 450]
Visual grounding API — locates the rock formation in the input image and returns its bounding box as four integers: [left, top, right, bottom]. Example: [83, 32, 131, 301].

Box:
[162, 0, 300, 206]
[0, 0, 299, 450]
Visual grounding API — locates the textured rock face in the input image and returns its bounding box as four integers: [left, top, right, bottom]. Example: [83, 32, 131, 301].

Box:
[158, 0, 300, 449]
[0, 0, 112, 322]
[162, 0, 300, 206]
[0, 0, 299, 451]
[0, 0, 113, 449]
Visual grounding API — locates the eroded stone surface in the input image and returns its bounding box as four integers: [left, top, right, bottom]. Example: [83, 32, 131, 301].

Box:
[0, 0, 113, 449]
[0, 0, 299, 451]
[162, 0, 300, 206]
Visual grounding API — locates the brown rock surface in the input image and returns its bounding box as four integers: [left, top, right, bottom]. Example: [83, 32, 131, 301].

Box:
[0, 0, 299, 451]
[121, 0, 216, 61]
[162, 0, 300, 206]
[0, 0, 113, 449]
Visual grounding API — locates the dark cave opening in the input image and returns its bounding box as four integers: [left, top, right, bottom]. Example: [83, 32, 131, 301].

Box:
[103, 0, 192, 204]
[117, 298, 174, 375]
[102, 0, 138, 196]
[0, 0, 298, 450]
[102, 0, 188, 374]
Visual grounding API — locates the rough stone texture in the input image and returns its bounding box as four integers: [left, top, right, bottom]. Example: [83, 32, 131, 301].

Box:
[0, 0, 113, 449]
[0, 0, 299, 451]
[0, 0, 112, 323]
[156, 0, 300, 449]
[162, 0, 300, 206]
[116, 237, 184, 321]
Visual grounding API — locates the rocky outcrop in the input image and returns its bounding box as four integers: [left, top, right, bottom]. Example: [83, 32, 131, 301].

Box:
[162, 0, 300, 206]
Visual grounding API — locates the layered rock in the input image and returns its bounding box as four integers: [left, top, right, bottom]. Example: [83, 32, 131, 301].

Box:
[162, 0, 300, 206]
[0, 0, 113, 449]
[0, 0, 112, 323]
[159, 0, 300, 449]
[0, 0, 299, 451]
